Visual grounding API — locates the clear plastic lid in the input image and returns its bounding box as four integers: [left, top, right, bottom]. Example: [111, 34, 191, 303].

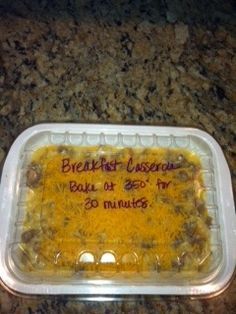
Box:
[0, 124, 235, 296]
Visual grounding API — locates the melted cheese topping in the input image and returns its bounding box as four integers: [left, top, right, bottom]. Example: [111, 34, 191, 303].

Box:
[21, 145, 211, 275]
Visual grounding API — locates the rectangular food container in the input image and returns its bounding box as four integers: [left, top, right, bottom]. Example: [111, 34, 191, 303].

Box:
[0, 124, 235, 296]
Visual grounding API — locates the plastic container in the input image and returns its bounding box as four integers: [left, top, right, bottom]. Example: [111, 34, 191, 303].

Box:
[0, 124, 235, 296]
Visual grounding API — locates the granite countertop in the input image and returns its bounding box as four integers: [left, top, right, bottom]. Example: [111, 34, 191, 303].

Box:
[0, 1, 235, 313]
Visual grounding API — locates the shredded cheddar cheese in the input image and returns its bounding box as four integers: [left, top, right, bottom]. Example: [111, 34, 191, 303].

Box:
[21, 145, 211, 276]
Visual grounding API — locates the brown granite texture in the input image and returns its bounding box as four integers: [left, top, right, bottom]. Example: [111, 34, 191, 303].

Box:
[0, 0, 235, 313]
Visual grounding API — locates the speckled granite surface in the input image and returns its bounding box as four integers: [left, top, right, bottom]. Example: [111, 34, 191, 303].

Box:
[0, 1, 235, 313]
